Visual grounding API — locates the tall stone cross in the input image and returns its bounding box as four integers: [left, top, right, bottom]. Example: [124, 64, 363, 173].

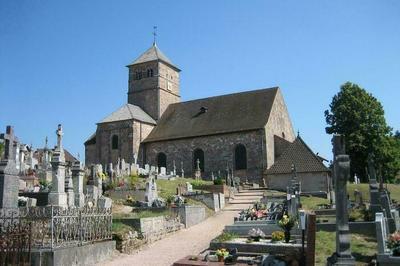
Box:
[0, 126, 18, 161]
[327, 134, 355, 265]
[56, 124, 63, 150]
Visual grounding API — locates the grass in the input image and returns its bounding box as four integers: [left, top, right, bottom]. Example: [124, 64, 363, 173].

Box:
[315, 231, 377, 266]
[301, 196, 330, 210]
[348, 183, 400, 203]
[112, 221, 133, 235]
[113, 209, 171, 219]
[156, 178, 213, 199]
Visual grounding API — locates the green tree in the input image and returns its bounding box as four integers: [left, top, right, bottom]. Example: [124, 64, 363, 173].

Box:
[0, 141, 4, 159]
[324, 82, 396, 182]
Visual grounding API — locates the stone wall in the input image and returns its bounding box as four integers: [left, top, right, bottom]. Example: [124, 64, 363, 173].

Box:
[265, 89, 295, 168]
[265, 172, 330, 194]
[144, 130, 266, 182]
[185, 192, 225, 212]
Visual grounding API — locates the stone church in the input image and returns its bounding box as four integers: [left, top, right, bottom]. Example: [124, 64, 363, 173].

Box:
[85, 43, 328, 187]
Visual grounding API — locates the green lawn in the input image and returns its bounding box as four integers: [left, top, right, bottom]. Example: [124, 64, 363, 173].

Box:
[156, 178, 213, 199]
[315, 231, 377, 266]
[301, 196, 330, 210]
[348, 183, 400, 203]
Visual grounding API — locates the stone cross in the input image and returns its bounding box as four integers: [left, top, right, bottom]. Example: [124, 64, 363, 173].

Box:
[0, 126, 18, 161]
[194, 158, 201, 180]
[0, 125, 20, 208]
[133, 153, 137, 165]
[327, 135, 355, 265]
[368, 153, 382, 216]
[181, 161, 184, 178]
[173, 160, 176, 176]
[211, 172, 215, 181]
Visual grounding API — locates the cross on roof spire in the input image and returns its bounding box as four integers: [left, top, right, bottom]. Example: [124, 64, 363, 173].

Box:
[0, 125, 18, 161]
[152, 26, 157, 46]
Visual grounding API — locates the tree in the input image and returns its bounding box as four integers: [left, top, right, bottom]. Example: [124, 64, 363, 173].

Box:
[0, 141, 3, 159]
[324, 82, 395, 182]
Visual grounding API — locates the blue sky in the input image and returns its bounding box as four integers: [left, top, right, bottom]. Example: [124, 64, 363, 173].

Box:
[1, 0, 399, 161]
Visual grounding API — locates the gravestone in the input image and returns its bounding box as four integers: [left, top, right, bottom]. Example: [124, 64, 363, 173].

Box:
[65, 173, 75, 207]
[354, 189, 363, 206]
[145, 176, 158, 206]
[48, 124, 68, 208]
[186, 182, 193, 193]
[87, 165, 99, 204]
[181, 161, 184, 178]
[0, 126, 20, 208]
[211, 172, 215, 181]
[173, 160, 177, 176]
[160, 167, 166, 176]
[71, 160, 85, 207]
[144, 164, 150, 175]
[194, 159, 201, 180]
[368, 153, 382, 216]
[327, 135, 355, 265]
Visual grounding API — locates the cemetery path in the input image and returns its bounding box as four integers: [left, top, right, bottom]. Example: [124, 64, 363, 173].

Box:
[99, 189, 264, 266]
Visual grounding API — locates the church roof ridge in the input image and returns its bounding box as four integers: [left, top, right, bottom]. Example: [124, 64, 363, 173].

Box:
[127, 44, 180, 71]
[98, 103, 156, 125]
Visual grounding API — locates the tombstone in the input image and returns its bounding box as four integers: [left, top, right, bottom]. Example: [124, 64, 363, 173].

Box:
[181, 161, 184, 178]
[160, 167, 166, 176]
[150, 165, 156, 174]
[48, 124, 68, 208]
[353, 189, 363, 206]
[368, 153, 382, 216]
[327, 135, 355, 265]
[0, 126, 20, 208]
[186, 182, 193, 193]
[65, 173, 75, 207]
[145, 176, 158, 206]
[173, 160, 177, 176]
[144, 164, 150, 175]
[375, 212, 389, 255]
[193, 159, 200, 180]
[211, 172, 215, 181]
[116, 158, 121, 177]
[27, 197, 37, 207]
[71, 160, 85, 207]
[86, 165, 99, 204]
[108, 163, 114, 181]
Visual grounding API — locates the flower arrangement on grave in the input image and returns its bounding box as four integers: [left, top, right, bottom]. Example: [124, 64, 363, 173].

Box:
[248, 228, 265, 242]
[271, 231, 285, 242]
[278, 214, 297, 243]
[387, 231, 400, 256]
[215, 248, 229, 262]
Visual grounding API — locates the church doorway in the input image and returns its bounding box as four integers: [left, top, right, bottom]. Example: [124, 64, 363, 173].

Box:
[235, 144, 247, 170]
[193, 149, 204, 172]
[157, 152, 167, 169]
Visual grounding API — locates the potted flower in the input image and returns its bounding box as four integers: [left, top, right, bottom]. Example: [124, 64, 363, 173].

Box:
[388, 231, 400, 256]
[248, 228, 265, 242]
[278, 215, 297, 243]
[271, 231, 285, 242]
[215, 248, 229, 262]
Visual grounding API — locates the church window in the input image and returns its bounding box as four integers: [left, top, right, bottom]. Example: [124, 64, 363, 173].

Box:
[147, 69, 153, 77]
[235, 144, 247, 170]
[111, 135, 119, 150]
[157, 152, 167, 169]
[193, 149, 205, 172]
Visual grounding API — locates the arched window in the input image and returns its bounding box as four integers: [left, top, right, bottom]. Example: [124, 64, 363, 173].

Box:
[157, 152, 167, 169]
[193, 149, 205, 172]
[111, 135, 118, 150]
[147, 69, 153, 77]
[235, 144, 247, 170]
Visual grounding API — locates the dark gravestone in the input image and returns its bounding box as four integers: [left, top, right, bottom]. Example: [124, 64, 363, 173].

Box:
[0, 126, 20, 208]
[327, 135, 355, 265]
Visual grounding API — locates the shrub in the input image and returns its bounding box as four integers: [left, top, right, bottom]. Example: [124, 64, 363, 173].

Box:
[271, 231, 285, 242]
[191, 180, 208, 189]
[215, 232, 238, 242]
[213, 178, 224, 185]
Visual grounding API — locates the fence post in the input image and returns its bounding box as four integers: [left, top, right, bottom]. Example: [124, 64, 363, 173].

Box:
[79, 208, 83, 246]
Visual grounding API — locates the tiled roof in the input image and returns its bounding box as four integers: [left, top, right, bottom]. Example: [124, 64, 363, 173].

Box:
[143, 87, 280, 142]
[127, 44, 180, 71]
[98, 104, 156, 125]
[266, 136, 330, 174]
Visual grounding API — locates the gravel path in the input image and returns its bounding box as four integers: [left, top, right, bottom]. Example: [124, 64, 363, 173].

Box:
[99, 190, 263, 266]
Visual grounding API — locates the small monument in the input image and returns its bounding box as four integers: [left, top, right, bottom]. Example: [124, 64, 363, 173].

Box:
[368, 153, 382, 216]
[194, 159, 201, 180]
[71, 160, 85, 207]
[48, 124, 68, 208]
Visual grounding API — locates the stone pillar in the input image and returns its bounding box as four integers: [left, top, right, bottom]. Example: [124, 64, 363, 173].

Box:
[72, 160, 85, 207]
[368, 153, 382, 216]
[306, 212, 316, 266]
[48, 124, 68, 208]
[65, 174, 75, 207]
[0, 126, 20, 208]
[86, 165, 99, 203]
[327, 135, 355, 265]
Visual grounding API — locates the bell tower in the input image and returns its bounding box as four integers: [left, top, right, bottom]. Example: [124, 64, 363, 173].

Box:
[127, 42, 181, 121]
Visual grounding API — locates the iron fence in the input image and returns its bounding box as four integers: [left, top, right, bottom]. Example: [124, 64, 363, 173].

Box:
[0, 206, 112, 250]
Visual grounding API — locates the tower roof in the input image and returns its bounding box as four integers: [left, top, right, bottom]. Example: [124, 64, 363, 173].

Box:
[98, 104, 156, 125]
[127, 44, 180, 71]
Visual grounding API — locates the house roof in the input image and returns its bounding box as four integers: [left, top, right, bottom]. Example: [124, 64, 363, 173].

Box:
[265, 136, 330, 174]
[98, 104, 156, 125]
[143, 87, 280, 143]
[127, 44, 180, 71]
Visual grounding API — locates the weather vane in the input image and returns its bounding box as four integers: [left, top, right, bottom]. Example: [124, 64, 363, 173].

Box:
[153, 26, 157, 46]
